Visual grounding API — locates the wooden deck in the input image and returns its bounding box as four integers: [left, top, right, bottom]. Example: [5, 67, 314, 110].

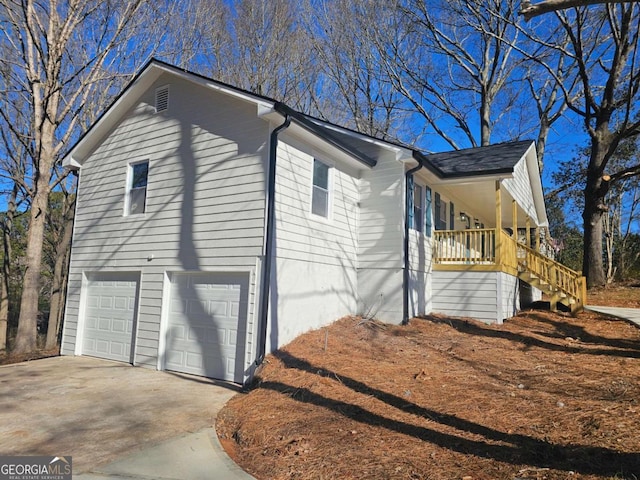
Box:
[433, 229, 587, 313]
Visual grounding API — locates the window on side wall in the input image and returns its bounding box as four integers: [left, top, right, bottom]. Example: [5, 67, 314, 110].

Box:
[312, 158, 330, 218]
[127, 160, 149, 216]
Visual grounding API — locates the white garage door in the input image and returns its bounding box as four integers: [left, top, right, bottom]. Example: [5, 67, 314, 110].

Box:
[165, 272, 249, 382]
[82, 272, 139, 363]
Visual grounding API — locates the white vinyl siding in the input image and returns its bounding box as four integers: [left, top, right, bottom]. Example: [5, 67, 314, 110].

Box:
[357, 152, 405, 323]
[270, 138, 359, 347]
[62, 74, 267, 371]
[432, 270, 521, 324]
[502, 157, 539, 224]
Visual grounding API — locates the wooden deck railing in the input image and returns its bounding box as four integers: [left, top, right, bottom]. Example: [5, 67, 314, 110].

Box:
[434, 228, 587, 311]
[433, 228, 497, 263]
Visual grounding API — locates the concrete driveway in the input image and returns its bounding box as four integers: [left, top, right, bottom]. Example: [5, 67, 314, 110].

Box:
[0, 356, 238, 474]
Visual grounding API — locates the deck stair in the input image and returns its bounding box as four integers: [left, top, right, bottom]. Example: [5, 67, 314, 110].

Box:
[513, 239, 587, 314]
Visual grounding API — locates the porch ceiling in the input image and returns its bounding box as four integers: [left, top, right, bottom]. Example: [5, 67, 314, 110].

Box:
[434, 178, 533, 229]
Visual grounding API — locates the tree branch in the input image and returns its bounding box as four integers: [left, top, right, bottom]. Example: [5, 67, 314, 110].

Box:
[520, 0, 640, 20]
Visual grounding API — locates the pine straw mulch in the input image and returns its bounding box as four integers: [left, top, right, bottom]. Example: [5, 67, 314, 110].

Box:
[217, 309, 640, 480]
[588, 283, 640, 309]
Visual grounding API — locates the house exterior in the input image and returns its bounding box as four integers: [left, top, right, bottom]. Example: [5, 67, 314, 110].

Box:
[60, 60, 584, 385]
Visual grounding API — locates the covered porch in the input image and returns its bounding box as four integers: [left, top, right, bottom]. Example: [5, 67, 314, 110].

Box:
[431, 179, 586, 314]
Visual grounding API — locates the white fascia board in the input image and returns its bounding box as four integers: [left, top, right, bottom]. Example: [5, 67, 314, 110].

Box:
[429, 172, 512, 186]
[524, 142, 548, 227]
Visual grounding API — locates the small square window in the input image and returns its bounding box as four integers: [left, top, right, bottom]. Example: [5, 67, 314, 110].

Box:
[312, 159, 330, 218]
[127, 161, 149, 215]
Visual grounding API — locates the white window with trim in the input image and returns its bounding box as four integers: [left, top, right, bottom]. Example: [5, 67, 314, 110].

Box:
[311, 158, 331, 218]
[126, 160, 149, 216]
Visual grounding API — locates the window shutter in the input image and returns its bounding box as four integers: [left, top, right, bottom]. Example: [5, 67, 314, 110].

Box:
[425, 187, 432, 237]
[450, 202, 455, 230]
[408, 176, 414, 229]
[435, 192, 441, 230]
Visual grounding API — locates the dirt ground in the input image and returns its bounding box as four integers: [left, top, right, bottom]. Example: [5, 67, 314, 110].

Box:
[217, 308, 640, 479]
[0, 356, 237, 472]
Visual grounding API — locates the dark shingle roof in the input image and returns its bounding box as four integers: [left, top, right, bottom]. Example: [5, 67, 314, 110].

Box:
[273, 104, 378, 167]
[423, 140, 534, 178]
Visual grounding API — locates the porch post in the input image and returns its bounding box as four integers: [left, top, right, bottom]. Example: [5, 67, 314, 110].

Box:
[525, 216, 531, 248]
[535, 227, 541, 251]
[495, 180, 502, 264]
[512, 200, 518, 239]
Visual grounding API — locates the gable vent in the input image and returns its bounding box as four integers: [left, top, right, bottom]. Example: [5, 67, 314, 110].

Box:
[155, 85, 169, 113]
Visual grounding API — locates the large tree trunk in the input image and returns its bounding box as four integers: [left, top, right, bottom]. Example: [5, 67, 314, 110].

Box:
[480, 87, 491, 147]
[0, 184, 17, 351]
[13, 174, 51, 354]
[583, 137, 611, 287]
[45, 194, 75, 350]
[536, 119, 550, 172]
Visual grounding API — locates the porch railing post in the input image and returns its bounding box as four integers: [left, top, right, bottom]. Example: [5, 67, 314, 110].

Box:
[495, 180, 502, 265]
[512, 200, 517, 240]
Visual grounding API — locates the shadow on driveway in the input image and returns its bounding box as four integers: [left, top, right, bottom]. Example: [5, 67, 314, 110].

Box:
[0, 356, 237, 473]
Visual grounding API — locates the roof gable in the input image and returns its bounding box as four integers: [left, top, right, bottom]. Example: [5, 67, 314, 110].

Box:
[63, 59, 389, 169]
[423, 140, 535, 178]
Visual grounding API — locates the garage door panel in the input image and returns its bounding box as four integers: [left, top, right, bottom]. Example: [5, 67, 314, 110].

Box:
[165, 272, 249, 382]
[82, 272, 139, 363]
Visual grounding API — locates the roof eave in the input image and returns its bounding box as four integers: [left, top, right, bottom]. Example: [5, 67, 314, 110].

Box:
[523, 142, 548, 227]
[273, 103, 377, 168]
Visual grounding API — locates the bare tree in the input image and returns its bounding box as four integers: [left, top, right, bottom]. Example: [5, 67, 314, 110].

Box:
[382, 0, 527, 150]
[519, 26, 582, 170]
[306, 0, 406, 140]
[0, 183, 19, 351]
[0, 41, 29, 350]
[45, 184, 75, 349]
[547, 4, 640, 287]
[195, 0, 315, 110]
[0, 0, 182, 354]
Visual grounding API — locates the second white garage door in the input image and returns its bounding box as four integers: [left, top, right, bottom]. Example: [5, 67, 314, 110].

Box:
[164, 272, 249, 382]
